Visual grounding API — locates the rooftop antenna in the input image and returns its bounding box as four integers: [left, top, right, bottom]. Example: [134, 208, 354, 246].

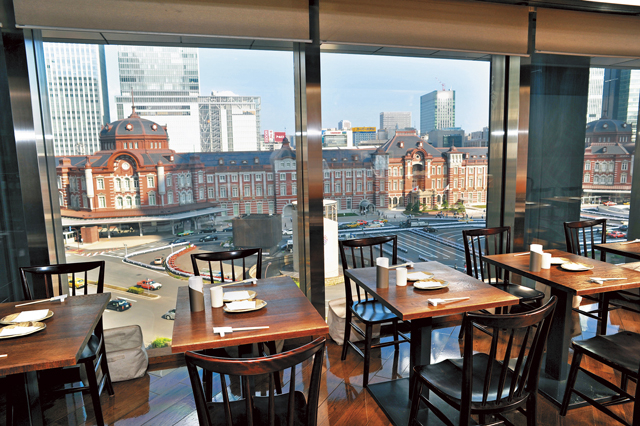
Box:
[435, 77, 446, 91]
[131, 92, 136, 115]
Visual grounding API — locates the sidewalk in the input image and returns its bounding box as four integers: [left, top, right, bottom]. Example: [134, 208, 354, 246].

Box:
[67, 233, 171, 253]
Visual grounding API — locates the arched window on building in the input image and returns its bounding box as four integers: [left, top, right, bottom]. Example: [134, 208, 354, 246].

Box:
[125, 196, 132, 208]
[180, 192, 186, 205]
[124, 178, 130, 190]
[116, 196, 123, 209]
[135, 195, 140, 206]
[187, 191, 193, 203]
[389, 197, 393, 206]
[82, 194, 88, 208]
[114, 178, 121, 191]
[148, 192, 156, 206]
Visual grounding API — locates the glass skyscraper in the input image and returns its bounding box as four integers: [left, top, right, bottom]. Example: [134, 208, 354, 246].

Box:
[420, 89, 455, 136]
[44, 43, 109, 156]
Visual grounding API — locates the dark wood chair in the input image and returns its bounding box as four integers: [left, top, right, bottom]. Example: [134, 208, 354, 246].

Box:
[191, 248, 280, 398]
[191, 248, 262, 284]
[563, 219, 635, 335]
[560, 330, 640, 426]
[459, 227, 545, 339]
[185, 337, 326, 426]
[339, 235, 410, 387]
[17, 261, 114, 426]
[408, 296, 557, 426]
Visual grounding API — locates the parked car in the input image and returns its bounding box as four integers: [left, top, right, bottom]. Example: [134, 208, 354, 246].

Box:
[282, 229, 293, 235]
[137, 279, 162, 290]
[618, 225, 628, 232]
[368, 222, 383, 228]
[151, 256, 164, 266]
[423, 226, 438, 233]
[162, 308, 176, 320]
[338, 223, 351, 230]
[68, 278, 85, 289]
[106, 298, 132, 312]
[603, 201, 617, 206]
[221, 226, 233, 232]
[171, 238, 188, 244]
[356, 220, 368, 225]
[198, 227, 216, 234]
[607, 230, 626, 238]
[345, 222, 359, 228]
[199, 234, 218, 242]
[177, 230, 193, 236]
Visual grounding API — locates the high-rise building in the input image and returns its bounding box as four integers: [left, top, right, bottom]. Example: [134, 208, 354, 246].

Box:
[420, 89, 455, 135]
[587, 68, 604, 123]
[199, 92, 261, 152]
[601, 68, 640, 141]
[352, 127, 377, 145]
[379, 112, 411, 131]
[44, 43, 110, 156]
[338, 120, 351, 130]
[113, 46, 201, 153]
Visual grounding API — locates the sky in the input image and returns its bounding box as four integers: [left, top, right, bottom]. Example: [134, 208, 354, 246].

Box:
[105, 46, 490, 135]
[199, 49, 490, 134]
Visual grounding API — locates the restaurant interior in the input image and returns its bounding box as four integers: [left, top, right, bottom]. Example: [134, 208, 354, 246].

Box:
[2, 0, 640, 425]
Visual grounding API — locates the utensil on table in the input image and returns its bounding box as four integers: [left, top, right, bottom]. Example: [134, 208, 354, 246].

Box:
[388, 262, 414, 269]
[213, 326, 269, 337]
[621, 239, 640, 245]
[15, 294, 67, 308]
[590, 277, 627, 285]
[217, 278, 258, 288]
[428, 297, 470, 306]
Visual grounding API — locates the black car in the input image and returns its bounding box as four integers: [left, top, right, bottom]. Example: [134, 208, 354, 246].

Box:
[423, 226, 438, 233]
[199, 227, 216, 234]
[171, 238, 188, 244]
[106, 298, 132, 312]
[221, 226, 233, 233]
[199, 234, 218, 242]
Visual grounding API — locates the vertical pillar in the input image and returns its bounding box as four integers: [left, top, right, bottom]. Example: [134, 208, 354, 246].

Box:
[139, 222, 143, 236]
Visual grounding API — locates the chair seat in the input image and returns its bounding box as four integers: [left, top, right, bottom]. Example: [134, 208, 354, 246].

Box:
[572, 331, 640, 377]
[352, 300, 399, 324]
[494, 283, 545, 302]
[206, 389, 307, 426]
[415, 353, 525, 407]
[606, 291, 640, 312]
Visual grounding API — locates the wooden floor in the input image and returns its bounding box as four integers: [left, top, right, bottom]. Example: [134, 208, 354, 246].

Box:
[3, 300, 638, 426]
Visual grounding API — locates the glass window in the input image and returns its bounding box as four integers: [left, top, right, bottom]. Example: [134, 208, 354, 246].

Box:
[199, 187, 204, 199]
[256, 185, 262, 196]
[220, 187, 227, 198]
[168, 192, 173, 204]
[324, 183, 330, 193]
[245, 202, 251, 213]
[324, 171, 330, 179]
[585, 162, 591, 171]
[357, 181, 362, 192]
[98, 195, 106, 208]
[267, 173, 273, 180]
[219, 175, 226, 183]
[244, 186, 251, 197]
[96, 178, 104, 190]
[198, 172, 203, 183]
[268, 201, 275, 214]
[292, 184, 297, 195]
[114, 178, 121, 190]
[233, 203, 240, 217]
[268, 185, 274, 196]
[116, 196, 123, 209]
[280, 184, 287, 196]
[255, 174, 262, 181]
[257, 202, 263, 214]
[148, 192, 156, 205]
[231, 174, 238, 182]
[147, 176, 155, 187]
[346, 170, 352, 178]
[244, 174, 250, 182]
[346, 181, 352, 192]
[622, 161, 628, 171]
[335, 171, 341, 178]
[280, 173, 286, 180]
[232, 187, 238, 197]
[207, 174, 214, 183]
[125, 196, 132, 208]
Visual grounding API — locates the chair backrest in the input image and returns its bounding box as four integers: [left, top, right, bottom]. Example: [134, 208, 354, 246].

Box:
[459, 296, 557, 418]
[564, 219, 607, 260]
[185, 337, 326, 426]
[191, 248, 262, 283]
[19, 261, 105, 300]
[339, 235, 398, 303]
[462, 227, 511, 284]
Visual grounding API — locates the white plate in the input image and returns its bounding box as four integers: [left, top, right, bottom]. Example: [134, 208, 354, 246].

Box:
[223, 290, 256, 302]
[223, 299, 267, 313]
[0, 310, 53, 325]
[561, 262, 594, 271]
[0, 321, 46, 339]
[413, 279, 449, 290]
[550, 257, 570, 265]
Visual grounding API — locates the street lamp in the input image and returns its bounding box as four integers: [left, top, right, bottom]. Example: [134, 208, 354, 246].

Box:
[124, 244, 128, 257]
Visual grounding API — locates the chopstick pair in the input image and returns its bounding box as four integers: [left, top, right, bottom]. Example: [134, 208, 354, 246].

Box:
[216, 278, 257, 288]
[15, 294, 67, 307]
[590, 277, 627, 285]
[621, 239, 640, 245]
[428, 297, 470, 307]
[388, 262, 414, 269]
[213, 326, 269, 337]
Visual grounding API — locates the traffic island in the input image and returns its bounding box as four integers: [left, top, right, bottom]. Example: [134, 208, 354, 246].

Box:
[104, 283, 160, 299]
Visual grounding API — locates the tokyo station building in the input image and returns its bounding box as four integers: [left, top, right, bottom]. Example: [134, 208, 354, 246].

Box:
[56, 112, 490, 241]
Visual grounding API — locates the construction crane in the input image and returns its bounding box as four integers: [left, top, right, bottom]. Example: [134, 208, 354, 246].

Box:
[435, 77, 446, 91]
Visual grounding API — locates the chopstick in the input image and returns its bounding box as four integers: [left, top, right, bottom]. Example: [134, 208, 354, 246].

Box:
[514, 252, 530, 256]
[388, 262, 414, 269]
[621, 239, 640, 245]
[15, 295, 67, 307]
[0, 354, 7, 358]
[216, 278, 257, 288]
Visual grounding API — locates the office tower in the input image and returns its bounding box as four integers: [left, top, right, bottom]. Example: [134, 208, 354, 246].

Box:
[199, 92, 261, 152]
[379, 112, 411, 131]
[601, 68, 640, 141]
[420, 89, 455, 135]
[587, 68, 604, 123]
[338, 120, 351, 130]
[113, 46, 201, 152]
[352, 127, 377, 145]
[44, 43, 110, 156]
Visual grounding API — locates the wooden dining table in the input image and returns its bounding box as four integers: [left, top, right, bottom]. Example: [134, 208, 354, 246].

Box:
[344, 261, 519, 426]
[483, 249, 640, 409]
[171, 276, 329, 353]
[0, 292, 110, 426]
[594, 240, 640, 261]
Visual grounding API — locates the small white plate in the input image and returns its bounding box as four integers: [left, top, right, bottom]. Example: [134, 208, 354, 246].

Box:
[0, 321, 46, 339]
[414, 279, 449, 290]
[561, 262, 594, 271]
[0, 310, 53, 325]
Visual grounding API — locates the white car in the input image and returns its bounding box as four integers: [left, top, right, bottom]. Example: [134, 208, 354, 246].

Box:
[283, 229, 293, 235]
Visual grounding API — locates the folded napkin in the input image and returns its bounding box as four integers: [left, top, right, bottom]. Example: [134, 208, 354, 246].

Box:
[0, 326, 38, 337]
[11, 309, 49, 323]
[225, 300, 256, 311]
[224, 291, 251, 301]
[414, 281, 444, 289]
[407, 272, 433, 281]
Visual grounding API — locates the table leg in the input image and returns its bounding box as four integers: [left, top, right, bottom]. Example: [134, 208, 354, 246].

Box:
[409, 317, 432, 398]
[545, 288, 572, 380]
[8, 371, 43, 426]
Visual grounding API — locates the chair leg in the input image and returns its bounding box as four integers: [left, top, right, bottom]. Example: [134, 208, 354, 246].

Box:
[84, 362, 106, 426]
[392, 319, 400, 351]
[341, 310, 352, 361]
[599, 293, 610, 335]
[408, 373, 423, 426]
[363, 324, 373, 388]
[458, 313, 466, 341]
[633, 373, 640, 426]
[560, 350, 583, 416]
[526, 393, 537, 426]
[99, 350, 115, 396]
